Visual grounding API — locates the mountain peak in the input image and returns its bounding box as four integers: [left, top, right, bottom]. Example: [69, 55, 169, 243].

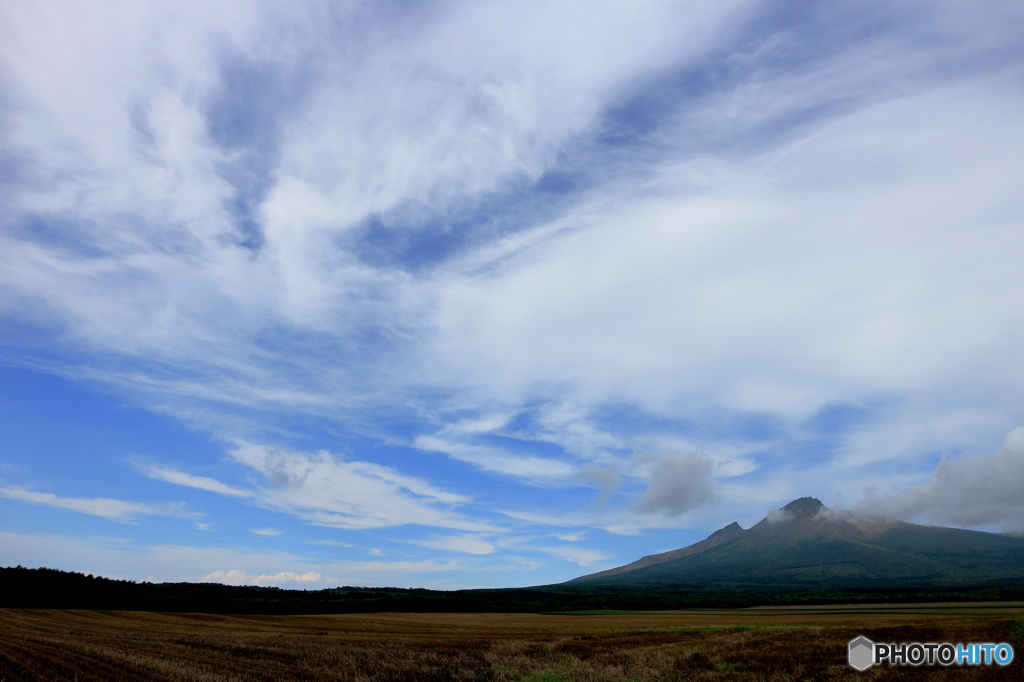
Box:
[709, 521, 744, 539]
[565, 496, 1024, 589]
[781, 497, 827, 518]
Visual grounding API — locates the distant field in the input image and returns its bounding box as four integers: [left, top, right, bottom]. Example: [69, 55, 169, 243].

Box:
[2, 604, 1022, 680]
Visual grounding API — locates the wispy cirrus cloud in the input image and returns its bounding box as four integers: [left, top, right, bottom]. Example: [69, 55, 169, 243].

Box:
[413, 435, 575, 483]
[133, 441, 493, 533]
[534, 545, 612, 569]
[3, 0, 1024, 587]
[5, 1, 1021, 467]
[251, 527, 282, 537]
[0, 486, 195, 523]
[409, 534, 496, 556]
[140, 464, 254, 498]
[226, 441, 494, 532]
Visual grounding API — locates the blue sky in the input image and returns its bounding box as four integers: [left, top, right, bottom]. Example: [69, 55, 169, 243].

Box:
[2, 0, 1024, 589]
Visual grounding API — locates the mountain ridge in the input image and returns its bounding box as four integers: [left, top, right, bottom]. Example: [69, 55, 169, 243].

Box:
[566, 497, 1024, 589]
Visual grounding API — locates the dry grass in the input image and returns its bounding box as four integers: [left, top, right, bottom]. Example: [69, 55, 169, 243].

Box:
[1, 604, 1022, 681]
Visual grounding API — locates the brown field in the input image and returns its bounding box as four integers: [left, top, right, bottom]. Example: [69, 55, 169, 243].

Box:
[1, 604, 1022, 681]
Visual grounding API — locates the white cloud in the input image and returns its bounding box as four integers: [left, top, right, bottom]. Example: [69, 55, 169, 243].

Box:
[832, 407, 1014, 469]
[855, 427, 1024, 532]
[5, 3, 1019, 443]
[329, 559, 467, 574]
[420, 72, 1024, 521]
[410, 534, 496, 555]
[140, 450, 495, 533]
[439, 413, 517, 437]
[0, 0, 761, 430]
[305, 539, 356, 548]
[228, 441, 495, 532]
[552, 531, 587, 542]
[126, 442, 498, 533]
[0, 485, 195, 523]
[432, 82, 1024, 411]
[414, 436, 575, 482]
[2, 0, 1024, 579]
[251, 527, 282, 537]
[202, 569, 332, 587]
[497, 508, 689, 537]
[535, 545, 612, 568]
[141, 465, 254, 498]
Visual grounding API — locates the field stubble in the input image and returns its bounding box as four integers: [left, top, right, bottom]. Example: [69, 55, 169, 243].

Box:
[1, 604, 1022, 681]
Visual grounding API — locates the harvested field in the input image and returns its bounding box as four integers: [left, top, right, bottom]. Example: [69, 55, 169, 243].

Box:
[1, 604, 1022, 680]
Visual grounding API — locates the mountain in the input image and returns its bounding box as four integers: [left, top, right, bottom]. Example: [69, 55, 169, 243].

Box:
[567, 497, 1024, 590]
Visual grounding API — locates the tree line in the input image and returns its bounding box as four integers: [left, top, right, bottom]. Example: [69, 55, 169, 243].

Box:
[4, 565, 1022, 614]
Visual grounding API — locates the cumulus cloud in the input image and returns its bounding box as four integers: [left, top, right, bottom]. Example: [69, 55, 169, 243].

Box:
[632, 451, 715, 517]
[855, 427, 1024, 532]
[202, 569, 332, 587]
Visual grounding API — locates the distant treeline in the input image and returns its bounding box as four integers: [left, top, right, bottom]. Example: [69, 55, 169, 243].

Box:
[3, 566, 1023, 614]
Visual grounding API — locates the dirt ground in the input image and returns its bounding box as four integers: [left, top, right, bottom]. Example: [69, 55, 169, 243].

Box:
[2, 604, 1022, 680]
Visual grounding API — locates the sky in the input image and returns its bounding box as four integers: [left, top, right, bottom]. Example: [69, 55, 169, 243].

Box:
[2, 0, 1024, 590]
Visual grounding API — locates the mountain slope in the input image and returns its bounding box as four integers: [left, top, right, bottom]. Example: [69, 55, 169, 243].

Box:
[567, 497, 1024, 589]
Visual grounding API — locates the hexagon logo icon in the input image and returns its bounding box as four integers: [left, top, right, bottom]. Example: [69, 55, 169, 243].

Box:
[848, 636, 874, 671]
